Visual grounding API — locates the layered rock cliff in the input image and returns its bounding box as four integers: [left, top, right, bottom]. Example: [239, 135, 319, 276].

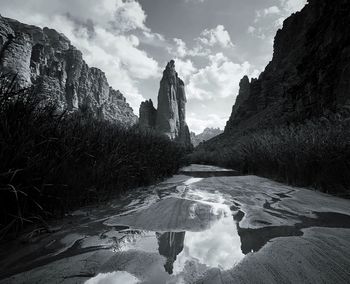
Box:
[190, 127, 223, 147]
[0, 15, 137, 126]
[225, 0, 350, 134]
[139, 60, 191, 146]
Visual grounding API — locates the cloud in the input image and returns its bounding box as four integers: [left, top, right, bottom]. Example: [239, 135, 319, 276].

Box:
[0, 0, 162, 111]
[197, 25, 234, 48]
[279, 0, 307, 14]
[247, 26, 256, 34]
[186, 53, 253, 100]
[249, 0, 307, 40]
[167, 25, 234, 60]
[187, 113, 227, 134]
[168, 38, 188, 58]
[258, 6, 281, 17]
[173, 58, 197, 83]
[167, 37, 210, 58]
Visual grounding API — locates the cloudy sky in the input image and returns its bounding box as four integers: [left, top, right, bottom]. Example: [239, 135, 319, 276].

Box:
[0, 0, 307, 133]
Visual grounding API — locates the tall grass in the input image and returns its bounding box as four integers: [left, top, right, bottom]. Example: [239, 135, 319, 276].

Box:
[189, 118, 350, 196]
[0, 74, 187, 239]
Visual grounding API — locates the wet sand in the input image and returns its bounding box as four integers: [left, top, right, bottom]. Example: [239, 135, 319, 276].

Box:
[0, 164, 349, 283]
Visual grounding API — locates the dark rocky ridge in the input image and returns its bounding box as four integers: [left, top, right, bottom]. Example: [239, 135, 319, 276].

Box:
[225, 0, 350, 134]
[190, 127, 223, 147]
[140, 60, 191, 146]
[0, 15, 137, 126]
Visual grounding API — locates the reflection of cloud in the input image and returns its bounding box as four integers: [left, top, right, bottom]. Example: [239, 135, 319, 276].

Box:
[85, 271, 139, 284]
[173, 206, 244, 273]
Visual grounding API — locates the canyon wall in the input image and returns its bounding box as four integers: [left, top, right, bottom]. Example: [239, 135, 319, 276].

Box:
[225, 0, 350, 134]
[0, 15, 137, 126]
[190, 128, 223, 147]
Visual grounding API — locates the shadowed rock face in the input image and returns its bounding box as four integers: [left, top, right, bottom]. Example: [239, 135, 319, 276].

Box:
[139, 99, 157, 129]
[157, 231, 185, 274]
[190, 127, 223, 147]
[0, 16, 138, 126]
[225, 0, 350, 134]
[139, 60, 191, 146]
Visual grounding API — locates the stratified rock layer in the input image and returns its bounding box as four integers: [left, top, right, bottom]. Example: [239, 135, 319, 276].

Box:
[225, 0, 350, 134]
[0, 15, 137, 126]
[139, 60, 191, 146]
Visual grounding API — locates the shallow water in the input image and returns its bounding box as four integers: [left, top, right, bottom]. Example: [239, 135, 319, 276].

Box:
[1, 165, 350, 283]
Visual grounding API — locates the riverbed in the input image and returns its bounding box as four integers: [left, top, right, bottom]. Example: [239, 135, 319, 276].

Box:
[1, 164, 350, 283]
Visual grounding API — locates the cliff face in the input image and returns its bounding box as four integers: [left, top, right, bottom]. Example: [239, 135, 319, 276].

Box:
[225, 0, 350, 133]
[191, 128, 223, 147]
[0, 16, 137, 126]
[139, 60, 191, 146]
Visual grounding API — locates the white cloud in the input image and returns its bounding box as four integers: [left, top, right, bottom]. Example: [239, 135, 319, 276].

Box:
[279, 0, 307, 14]
[263, 6, 281, 16]
[168, 38, 188, 58]
[173, 58, 197, 83]
[249, 1, 306, 41]
[197, 25, 234, 48]
[0, 0, 162, 111]
[187, 113, 227, 134]
[255, 6, 281, 21]
[167, 37, 211, 58]
[186, 53, 252, 100]
[247, 26, 256, 34]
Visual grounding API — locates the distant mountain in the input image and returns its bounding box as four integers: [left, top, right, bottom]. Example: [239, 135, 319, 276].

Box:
[223, 0, 350, 135]
[191, 127, 223, 147]
[0, 15, 137, 126]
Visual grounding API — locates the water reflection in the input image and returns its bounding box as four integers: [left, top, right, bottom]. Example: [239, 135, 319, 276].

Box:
[85, 271, 139, 284]
[173, 214, 244, 274]
[157, 232, 185, 274]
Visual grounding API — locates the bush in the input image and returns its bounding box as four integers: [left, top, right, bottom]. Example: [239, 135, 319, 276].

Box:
[0, 74, 186, 239]
[189, 118, 350, 196]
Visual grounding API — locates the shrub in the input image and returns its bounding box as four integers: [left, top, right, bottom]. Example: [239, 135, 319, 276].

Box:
[189, 118, 350, 196]
[0, 74, 186, 239]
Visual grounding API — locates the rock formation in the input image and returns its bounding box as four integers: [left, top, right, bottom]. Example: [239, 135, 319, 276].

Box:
[157, 231, 185, 274]
[139, 99, 157, 129]
[225, 0, 350, 134]
[0, 15, 137, 126]
[190, 127, 223, 147]
[139, 60, 191, 146]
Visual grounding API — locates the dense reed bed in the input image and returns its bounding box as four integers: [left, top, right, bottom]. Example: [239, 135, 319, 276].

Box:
[190, 118, 350, 196]
[0, 74, 187, 239]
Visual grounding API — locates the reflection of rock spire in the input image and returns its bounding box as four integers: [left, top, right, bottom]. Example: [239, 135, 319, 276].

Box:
[156, 231, 185, 274]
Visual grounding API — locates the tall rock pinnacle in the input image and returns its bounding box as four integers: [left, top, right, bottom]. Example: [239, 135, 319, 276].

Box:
[139, 60, 191, 146]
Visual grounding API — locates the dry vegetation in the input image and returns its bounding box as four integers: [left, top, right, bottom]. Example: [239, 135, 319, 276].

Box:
[0, 74, 187, 239]
[190, 118, 350, 196]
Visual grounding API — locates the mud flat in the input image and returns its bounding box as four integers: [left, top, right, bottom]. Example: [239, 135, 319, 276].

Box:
[1, 165, 350, 283]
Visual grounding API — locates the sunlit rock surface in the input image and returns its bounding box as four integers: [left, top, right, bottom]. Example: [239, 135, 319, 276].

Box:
[1, 164, 350, 283]
[0, 15, 138, 126]
[139, 60, 191, 146]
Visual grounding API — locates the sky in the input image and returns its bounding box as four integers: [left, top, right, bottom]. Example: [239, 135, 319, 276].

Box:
[0, 0, 307, 133]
